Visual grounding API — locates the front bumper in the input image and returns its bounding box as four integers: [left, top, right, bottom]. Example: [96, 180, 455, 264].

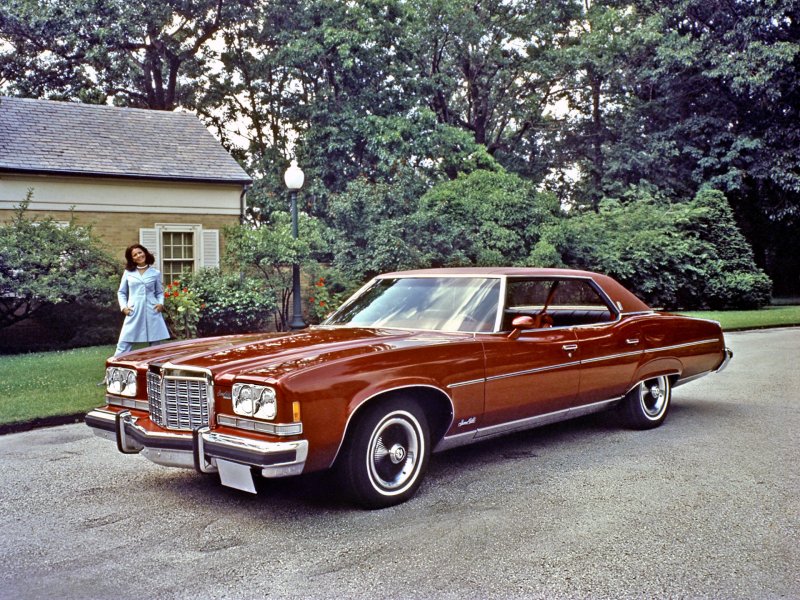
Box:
[85, 408, 309, 482]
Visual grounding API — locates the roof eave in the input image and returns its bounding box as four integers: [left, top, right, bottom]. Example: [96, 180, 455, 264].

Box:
[0, 166, 253, 186]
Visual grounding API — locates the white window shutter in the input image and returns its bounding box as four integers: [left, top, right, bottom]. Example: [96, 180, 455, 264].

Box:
[201, 229, 220, 268]
[139, 228, 160, 267]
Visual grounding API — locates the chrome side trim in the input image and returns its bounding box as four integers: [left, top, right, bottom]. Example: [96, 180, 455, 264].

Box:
[433, 430, 477, 453]
[568, 397, 620, 419]
[472, 398, 620, 441]
[672, 370, 712, 388]
[644, 338, 721, 354]
[486, 360, 581, 383]
[581, 349, 642, 364]
[447, 378, 486, 389]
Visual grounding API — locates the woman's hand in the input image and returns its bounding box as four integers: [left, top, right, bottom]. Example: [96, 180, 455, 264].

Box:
[122, 307, 132, 316]
[154, 304, 164, 313]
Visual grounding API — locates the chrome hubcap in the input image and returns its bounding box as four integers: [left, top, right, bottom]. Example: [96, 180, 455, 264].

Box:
[368, 413, 421, 492]
[640, 376, 668, 419]
[388, 443, 407, 464]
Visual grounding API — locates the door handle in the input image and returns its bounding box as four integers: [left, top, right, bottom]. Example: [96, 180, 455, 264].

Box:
[626, 338, 640, 345]
[562, 344, 578, 351]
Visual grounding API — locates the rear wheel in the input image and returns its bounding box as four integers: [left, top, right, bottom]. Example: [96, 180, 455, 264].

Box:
[339, 397, 430, 509]
[621, 375, 671, 429]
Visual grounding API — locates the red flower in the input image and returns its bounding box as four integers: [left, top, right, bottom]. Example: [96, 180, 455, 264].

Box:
[183, 288, 188, 294]
[319, 301, 326, 307]
[164, 291, 171, 297]
[309, 297, 315, 303]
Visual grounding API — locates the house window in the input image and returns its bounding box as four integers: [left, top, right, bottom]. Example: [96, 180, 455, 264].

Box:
[140, 224, 219, 281]
[161, 231, 195, 282]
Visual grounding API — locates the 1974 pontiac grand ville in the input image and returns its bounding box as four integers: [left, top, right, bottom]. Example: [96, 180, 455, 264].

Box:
[86, 268, 732, 508]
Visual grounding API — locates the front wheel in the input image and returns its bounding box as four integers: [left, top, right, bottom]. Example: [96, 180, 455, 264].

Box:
[339, 398, 430, 509]
[620, 375, 671, 429]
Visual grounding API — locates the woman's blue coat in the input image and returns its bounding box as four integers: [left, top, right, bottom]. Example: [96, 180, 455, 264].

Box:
[117, 267, 170, 343]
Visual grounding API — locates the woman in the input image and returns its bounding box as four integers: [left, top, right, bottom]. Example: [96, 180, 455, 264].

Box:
[114, 244, 170, 356]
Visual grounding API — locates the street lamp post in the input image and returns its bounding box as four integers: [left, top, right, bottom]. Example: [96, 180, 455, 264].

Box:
[284, 160, 306, 330]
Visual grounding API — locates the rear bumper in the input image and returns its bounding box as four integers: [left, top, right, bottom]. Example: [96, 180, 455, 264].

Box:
[85, 408, 308, 479]
[715, 346, 734, 373]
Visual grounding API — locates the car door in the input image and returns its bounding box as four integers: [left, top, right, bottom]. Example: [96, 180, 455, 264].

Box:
[548, 278, 643, 407]
[573, 318, 643, 405]
[477, 278, 581, 435]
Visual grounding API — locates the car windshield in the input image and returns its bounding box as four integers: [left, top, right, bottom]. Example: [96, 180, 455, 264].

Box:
[324, 276, 501, 332]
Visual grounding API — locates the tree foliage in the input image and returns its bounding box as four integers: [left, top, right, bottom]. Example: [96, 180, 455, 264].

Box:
[180, 268, 276, 336]
[413, 169, 562, 268]
[534, 187, 771, 309]
[0, 194, 118, 329]
[3, 0, 797, 298]
[222, 210, 329, 331]
[0, 0, 241, 109]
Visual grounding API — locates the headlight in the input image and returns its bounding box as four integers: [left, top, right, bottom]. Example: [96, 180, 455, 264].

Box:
[106, 367, 137, 397]
[232, 383, 277, 420]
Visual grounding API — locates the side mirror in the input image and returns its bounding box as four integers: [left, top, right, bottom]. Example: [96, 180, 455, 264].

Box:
[508, 315, 534, 339]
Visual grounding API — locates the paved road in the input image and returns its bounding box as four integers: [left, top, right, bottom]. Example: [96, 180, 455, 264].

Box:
[1, 328, 798, 600]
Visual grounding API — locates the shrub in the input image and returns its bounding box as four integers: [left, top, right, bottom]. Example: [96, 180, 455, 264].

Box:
[537, 187, 772, 309]
[303, 265, 351, 324]
[163, 281, 204, 340]
[181, 269, 276, 336]
[0, 193, 118, 330]
[412, 169, 562, 268]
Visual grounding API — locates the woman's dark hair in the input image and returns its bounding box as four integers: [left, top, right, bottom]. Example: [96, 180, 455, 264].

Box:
[124, 244, 156, 271]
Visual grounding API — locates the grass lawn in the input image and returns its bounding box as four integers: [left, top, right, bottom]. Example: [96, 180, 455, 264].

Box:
[0, 345, 113, 428]
[676, 305, 800, 331]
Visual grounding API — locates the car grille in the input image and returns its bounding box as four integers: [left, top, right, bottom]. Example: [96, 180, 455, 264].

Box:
[147, 368, 210, 431]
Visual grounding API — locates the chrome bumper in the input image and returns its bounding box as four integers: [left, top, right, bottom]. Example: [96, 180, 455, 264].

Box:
[715, 346, 734, 373]
[85, 408, 308, 480]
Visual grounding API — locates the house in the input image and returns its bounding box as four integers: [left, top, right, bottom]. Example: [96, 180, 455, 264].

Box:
[0, 96, 252, 281]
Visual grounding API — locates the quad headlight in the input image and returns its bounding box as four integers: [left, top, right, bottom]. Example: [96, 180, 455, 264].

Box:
[232, 383, 277, 420]
[106, 367, 137, 397]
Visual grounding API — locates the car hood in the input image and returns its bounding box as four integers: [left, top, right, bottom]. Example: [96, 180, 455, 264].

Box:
[114, 326, 469, 382]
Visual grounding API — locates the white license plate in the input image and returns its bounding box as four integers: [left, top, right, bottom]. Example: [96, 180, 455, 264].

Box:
[216, 459, 256, 494]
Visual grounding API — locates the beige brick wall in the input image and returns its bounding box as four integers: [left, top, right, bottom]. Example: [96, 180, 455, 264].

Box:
[0, 208, 239, 263]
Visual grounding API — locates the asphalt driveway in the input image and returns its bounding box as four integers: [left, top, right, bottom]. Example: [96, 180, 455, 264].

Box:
[0, 327, 797, 599]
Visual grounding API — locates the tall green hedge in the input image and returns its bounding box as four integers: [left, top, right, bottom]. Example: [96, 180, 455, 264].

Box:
[532, 188, 772, 309]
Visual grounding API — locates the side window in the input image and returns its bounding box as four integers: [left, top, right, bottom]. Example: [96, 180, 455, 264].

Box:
[550, 279, 611, 310]
[507, 280, 552, 309]
[505, 278, 614, 329]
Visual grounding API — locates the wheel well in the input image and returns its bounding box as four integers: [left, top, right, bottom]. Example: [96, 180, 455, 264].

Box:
[335, 386, 453, 464]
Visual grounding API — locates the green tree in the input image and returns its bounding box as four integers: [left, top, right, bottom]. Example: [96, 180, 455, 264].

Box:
[0, 194, 118, 328]
[535, 186, 771, 309]
[413, 169, 562, 268]
[222, 211, 329, 331]
[406, 0, 578, 175]
[0, 0, 242, 110]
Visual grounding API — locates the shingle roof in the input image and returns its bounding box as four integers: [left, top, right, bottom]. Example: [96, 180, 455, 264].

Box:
[0, 96, 251, 184]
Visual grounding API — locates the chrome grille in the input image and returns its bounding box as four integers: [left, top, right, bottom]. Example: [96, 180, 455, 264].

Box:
[147, 368, 210, 431]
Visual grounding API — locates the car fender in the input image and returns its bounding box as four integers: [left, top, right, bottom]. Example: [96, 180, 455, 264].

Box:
[631, 356, 682, 388]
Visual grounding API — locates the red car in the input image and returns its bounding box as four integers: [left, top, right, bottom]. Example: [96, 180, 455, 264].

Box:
[86, 268, 732, 508]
